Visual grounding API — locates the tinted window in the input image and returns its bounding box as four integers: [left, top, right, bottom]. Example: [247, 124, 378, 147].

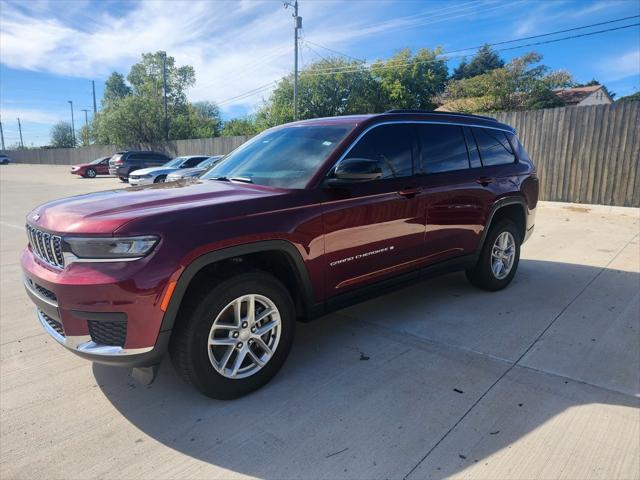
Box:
[202, 124, 354, 188]
[417, 124, 469, 174]
[128, 153, 145, 162]
[184, 156, 205, 167]
[463, 127, 482, 169]
[473, 128, 516, 166]
[346, 124, 413, 179]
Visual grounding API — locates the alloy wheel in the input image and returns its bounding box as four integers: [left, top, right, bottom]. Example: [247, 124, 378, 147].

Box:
[207, 294, 281, 379]
[491, 231, 516, 280]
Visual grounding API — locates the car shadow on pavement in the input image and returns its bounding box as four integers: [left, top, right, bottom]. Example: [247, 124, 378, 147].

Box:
[93, 259, 640, 479]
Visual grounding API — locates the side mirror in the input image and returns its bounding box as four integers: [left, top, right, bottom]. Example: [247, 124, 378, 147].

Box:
[327, 158, 382, 185]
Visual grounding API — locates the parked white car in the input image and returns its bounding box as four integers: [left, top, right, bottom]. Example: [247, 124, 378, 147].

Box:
[166, 155, 223, 181]
[128, 155, 210, 185]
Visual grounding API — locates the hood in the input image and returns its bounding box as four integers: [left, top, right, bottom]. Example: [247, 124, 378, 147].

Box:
[130, 166, 177, 176]
[28, 180, 285, 234]
[167, 167, 205, 178]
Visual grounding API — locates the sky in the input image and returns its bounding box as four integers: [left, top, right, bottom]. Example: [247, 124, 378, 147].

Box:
[1, 0, 639, 148]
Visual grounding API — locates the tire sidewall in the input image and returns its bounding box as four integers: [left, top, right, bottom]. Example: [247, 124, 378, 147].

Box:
[478, 219, 521, 290]
[86, 168, 96, 178]
[180, 273, 295, 399]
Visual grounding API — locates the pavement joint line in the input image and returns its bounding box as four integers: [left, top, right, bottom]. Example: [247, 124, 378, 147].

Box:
[402, 232, 640, 480]
[0, 221, 24, 231]
[515, 363, 640, 400]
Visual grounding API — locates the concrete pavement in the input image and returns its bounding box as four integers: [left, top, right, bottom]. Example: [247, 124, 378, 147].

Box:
[1, 165, 638, 479]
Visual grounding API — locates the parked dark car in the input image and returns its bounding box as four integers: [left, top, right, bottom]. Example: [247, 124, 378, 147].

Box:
[21, 110, 538, 399]
[108, 151, 171, 182]
[0, 154, 10, 165]
[70, 156, 111, 178]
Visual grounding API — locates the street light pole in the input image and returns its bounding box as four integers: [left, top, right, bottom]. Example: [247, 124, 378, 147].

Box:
[81, 109, 90, 146]
[162, 51, 169, 140]
[17, 118, 24, 149]
[67, 100, 76, 147]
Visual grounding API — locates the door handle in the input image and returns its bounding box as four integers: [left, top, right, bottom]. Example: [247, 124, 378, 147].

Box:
[398, 187, 422, 198]
[476, 176, 494, 186]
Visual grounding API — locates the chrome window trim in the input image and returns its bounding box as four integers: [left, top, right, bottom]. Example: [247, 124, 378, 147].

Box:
[326, 119, 516, 179]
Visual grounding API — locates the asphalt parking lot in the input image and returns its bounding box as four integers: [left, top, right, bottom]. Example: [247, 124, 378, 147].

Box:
[1, 164, 639, 480]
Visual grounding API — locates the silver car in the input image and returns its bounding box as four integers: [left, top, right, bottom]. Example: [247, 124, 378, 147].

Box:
[128, 155, 210, 185]
[166, 155, 223, 181]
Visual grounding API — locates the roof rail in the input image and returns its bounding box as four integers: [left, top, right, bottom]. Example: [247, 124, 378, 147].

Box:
[383, 109, 497, 122]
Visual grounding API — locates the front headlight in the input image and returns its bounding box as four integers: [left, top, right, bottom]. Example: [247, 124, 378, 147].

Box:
[63, 235, 159, 261]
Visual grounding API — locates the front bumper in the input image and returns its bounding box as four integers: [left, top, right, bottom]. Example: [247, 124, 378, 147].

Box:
[128, 176, 154, 186]
[21, 247, 171, 367]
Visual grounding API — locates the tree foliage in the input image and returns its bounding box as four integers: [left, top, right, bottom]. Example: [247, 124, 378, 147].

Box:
[440, 53, 573, 112]
[616, 91, 640, 103]
[222, 117, 261, 136]
[92, 52, 221, 145]
[452, 45, 504, 80]
[50, 121, 75, 148]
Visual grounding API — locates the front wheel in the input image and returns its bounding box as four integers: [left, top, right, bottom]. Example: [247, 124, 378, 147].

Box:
[85, 168, 97, 178]
[466, 219, 520, 291]
[154, 175, 166, 183]
[170, 271, 296, 399]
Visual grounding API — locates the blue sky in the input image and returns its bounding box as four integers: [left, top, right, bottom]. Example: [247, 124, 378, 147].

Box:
[1, 0, 638, 147]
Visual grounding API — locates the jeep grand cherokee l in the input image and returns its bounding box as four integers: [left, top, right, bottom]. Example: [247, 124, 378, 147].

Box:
[21, 111, 538, 399]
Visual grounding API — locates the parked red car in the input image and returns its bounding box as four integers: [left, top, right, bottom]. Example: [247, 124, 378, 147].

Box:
[22, 111, 538, 399]
[70, 156, 111, 178]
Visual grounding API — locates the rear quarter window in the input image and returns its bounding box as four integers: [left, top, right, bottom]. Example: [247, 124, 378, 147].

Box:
[473, 128, 516, 166]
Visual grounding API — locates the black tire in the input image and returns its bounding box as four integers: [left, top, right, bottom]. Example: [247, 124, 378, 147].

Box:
[466, 219, 520, 291]
[85, 168, 97, 178]
[170, 270, 296, 399]
[119, 177, 128, 183]
[154, 175, 166, 183]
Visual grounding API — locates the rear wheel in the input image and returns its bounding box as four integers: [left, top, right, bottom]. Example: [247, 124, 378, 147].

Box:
[466, 219, 520, 291]
[170, 271, 295, 399]
[154, 175, 166, 183]
[85, 168, 97, 178]
[119, 177, 128, 183]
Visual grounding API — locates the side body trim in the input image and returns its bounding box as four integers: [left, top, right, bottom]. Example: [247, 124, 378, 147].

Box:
[159, 240, 314, 332]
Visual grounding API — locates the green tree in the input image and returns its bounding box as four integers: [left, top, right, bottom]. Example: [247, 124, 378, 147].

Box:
[93, 52, 203, 144]
[372, 47, 449, 110]
[222, 117, 260, 136]
[192, 101, 223, 136]
[617, 91, 640, 102]
[50, 121, 75, 148]
[79, 124, 92, 146]
[441, 52, 573, 112]
[452, 44, 504, 80]
[103, 72, 131, 107]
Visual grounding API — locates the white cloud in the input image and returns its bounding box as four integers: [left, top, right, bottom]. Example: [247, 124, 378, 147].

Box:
[0, 107, 60, 124]
[0, 0, 513, 112]
[599, 49, 640, 81]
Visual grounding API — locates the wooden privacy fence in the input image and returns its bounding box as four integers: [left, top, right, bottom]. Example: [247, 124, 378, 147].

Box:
[3, 135, 253, 167]
[3, 103, 639, 206]
[494, 102, 639, 207]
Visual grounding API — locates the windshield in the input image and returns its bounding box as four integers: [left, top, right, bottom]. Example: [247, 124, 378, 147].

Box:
[201, 124, 354, 188]
[90, 157, 105, 165]
[164, 157, 187, 168]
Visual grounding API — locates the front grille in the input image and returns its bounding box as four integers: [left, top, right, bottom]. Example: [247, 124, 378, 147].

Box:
[40, 309, 65, 336]
[26, 224, 64, 268]
[88, 320, 127, 347]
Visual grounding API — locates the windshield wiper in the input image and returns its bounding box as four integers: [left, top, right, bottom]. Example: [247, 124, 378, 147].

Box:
[229, 176, 253, 183]
[208, 176, 230, 181]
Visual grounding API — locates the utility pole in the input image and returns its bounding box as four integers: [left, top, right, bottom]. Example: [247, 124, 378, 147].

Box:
[17, 118, 24, 149]
[284, 0, 301, 120]
[162, 51, 169, 140]
[81, 109, 90, 146]
[0, 116, 5, 151]
[92, 80, 97, 114]
[67, 100, 76, 147]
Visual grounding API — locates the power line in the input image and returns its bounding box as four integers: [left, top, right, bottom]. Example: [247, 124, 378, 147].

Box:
[304, 40, 364, 62]
[444, 14, 640, 54]
[216, 81, 279, 106]
[302, 21, 640, 76]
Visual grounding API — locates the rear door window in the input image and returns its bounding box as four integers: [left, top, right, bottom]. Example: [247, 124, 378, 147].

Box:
[472, 128, 516, 166]
[346, 124, 414, 179]
[417, 124, 469, 174]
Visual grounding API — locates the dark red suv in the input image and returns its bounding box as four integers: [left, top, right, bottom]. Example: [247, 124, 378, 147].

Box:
[21, 111, 538, 399]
